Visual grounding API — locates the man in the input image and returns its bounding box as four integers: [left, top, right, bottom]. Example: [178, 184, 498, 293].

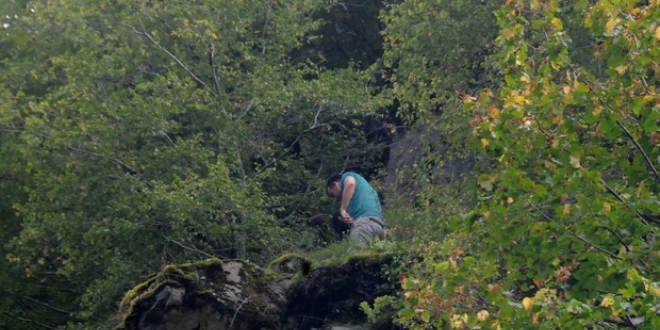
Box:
[326, 171, 385, 249]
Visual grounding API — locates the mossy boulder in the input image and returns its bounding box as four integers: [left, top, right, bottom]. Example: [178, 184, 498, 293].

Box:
[115, 253, 395, 330]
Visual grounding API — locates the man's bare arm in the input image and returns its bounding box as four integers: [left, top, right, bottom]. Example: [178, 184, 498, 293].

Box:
[340, 176, 356, 214]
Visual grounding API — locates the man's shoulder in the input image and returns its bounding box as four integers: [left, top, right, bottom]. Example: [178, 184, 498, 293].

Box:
[341, 171, 362, 179]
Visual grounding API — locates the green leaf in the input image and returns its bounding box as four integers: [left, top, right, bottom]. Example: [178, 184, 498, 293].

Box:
[435, 261, 451, 274]
[643, 111, 660, 133]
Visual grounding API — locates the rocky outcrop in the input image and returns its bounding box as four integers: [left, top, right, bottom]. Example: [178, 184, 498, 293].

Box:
[115, 252, 396, 330]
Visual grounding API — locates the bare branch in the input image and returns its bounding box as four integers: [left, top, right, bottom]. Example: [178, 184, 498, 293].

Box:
[2, 312, 58, 330]
[258, 105, 324, 171]
[603, 226, 630, 253]
[310, 105, 323, 130]
[126, 21, 212, 93]
[163, 235, 215, 259]
[21, 296, 73, 315]
[65, 145, 154, 189]
[617, 120, 660, 185]
[238, 98, 256, 119]
[341, 154, 350, 173]
[209, 43, 221, 95]
[567, 229, 622, 260]
[230, 295, 250, 328]
[599, 177, 651, 226]
[159, 130, 176, 147]
[261, 0, 272, 54]
[528, 202, 622, 260]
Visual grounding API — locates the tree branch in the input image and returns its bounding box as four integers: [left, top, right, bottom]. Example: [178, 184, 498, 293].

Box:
[617, 120, 660, 185]
[163, 235, 215, 259]
[258, 105, 324, 171]
[603, 226, 630, 253]
[599, 177, 651, 226]
[2, 312, 57, 330]
[567, 229, 622, 260]
[19, 295, 73, 315]
[65, 145, 154, 189]
[127, 21, 212, 94]
[527, 202, 623, 260]
[209, 43, 221, 95]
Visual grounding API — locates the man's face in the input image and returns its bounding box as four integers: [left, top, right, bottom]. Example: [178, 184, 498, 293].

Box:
[327, 182, 342, 201]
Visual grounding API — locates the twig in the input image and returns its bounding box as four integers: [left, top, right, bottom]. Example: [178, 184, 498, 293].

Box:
[567, 229, 622, 260]
[528, 203, 623, 260]
[229, 295, 249, 328]
[19, 295, 73, 315]
[310, 105, 323, 129]
[470, 287, 500, 310]
[159, 130, 176, 147]
[209, 43, 221, 95]
[2, 312, 58, 330]
[617, 120, 660, 185]
[163, 236, 215, 259]
[603, 226, 630, 253]
[237, 98, 256, 119]
[600, 178, 650, 226]
[258, 105, 324, 171]
[127, 21, 212, 93]
[261, 1, 272, 54]
[341, 154, 350, 173]
[65, 145, 154, 189]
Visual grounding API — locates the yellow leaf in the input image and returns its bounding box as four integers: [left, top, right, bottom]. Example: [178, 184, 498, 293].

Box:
[481, 138, 489, 149]
[551, 17, 563, 30]
[477, 310, 490, 321]
[507, 196, 514, 204]
[569, 155, 581, 168]
[545, 161, 557, 171]
[520, 74, 530, 83]
[606, 17, 620, 34]
[449, 257, 458, 269]
[562, 85, 572, 94]
[513, 95, 526, 104]
[401, 277, 409, 289]
[593, 104, 603, 116]
[649, 284, 660, 298]
[615, 65, 628, 75]
[655, 26, 660, 40]
[522, 297, 534, 311]
[487, 105, 500, 118]
[563, 203, 571, 215]
[502, 27, 516, 40]
[600, 295, 614, 308]
[533, 312, 540, 324]
[603, 202, 611, 214]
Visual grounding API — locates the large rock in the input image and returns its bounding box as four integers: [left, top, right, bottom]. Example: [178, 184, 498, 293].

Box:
[115, 253, 395, 330]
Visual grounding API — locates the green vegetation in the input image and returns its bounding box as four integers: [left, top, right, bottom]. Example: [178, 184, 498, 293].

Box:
[1, 0, 659, 329]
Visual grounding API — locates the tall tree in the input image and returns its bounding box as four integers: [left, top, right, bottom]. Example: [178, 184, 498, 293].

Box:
[0, 0, 386, 327]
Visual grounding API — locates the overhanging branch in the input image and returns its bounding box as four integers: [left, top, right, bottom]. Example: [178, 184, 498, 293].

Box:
[126, 20, 213, 95]
[617, 120, 660, 185]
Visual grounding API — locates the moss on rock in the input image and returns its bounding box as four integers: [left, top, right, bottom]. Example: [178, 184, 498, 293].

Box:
[115, 252, 396, 330]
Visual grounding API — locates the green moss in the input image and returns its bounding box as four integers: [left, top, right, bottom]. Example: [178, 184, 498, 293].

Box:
[115, 252, 393, 330]
[310, 247, 387, 269]
[267, 252, 307, 269]
[267, 252, 313, 277]
[115, 258, 228, 329]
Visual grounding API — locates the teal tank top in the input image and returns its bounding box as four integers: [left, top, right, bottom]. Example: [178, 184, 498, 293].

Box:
[340, 171, 383, 220]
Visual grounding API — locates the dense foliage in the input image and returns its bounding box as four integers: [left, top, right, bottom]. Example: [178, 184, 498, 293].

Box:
[1, 0, 659, 329]
[383, 0, 660, 329]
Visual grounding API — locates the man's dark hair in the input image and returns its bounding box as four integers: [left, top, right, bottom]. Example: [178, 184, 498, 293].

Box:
[326, 174, 342, 196]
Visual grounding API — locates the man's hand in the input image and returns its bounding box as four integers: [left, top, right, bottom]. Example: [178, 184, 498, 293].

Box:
[340, 209, 354, 225]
